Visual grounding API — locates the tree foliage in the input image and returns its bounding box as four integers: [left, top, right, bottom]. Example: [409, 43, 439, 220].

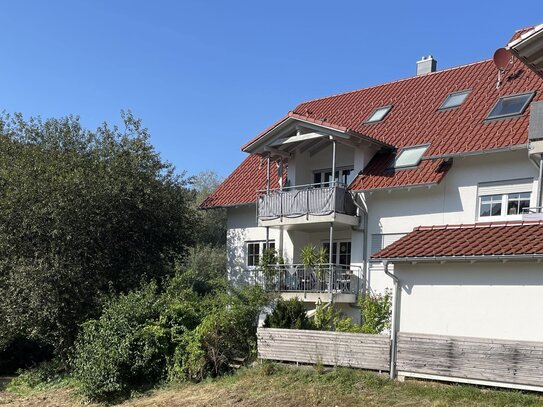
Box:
[72, 248, 267, 401]
[189, 170, 227, 247]
[0, 111, 196, 357]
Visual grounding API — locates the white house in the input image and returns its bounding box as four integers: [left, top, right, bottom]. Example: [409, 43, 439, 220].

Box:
[201, 24, 543, 338]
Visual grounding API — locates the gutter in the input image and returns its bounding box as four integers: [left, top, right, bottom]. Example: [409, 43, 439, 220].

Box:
[375, 253, 543, 263]
[383, 260, 400, 379]
[425, 144, 528, 160]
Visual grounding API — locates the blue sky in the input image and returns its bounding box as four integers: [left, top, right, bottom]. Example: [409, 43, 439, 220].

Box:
[1, 1, 543, 179]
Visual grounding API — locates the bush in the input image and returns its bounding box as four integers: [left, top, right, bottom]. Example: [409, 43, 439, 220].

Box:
[358, 290, 392, 334]
[263, 298, 313, 330]
[72, 283, 165, 400]
[71, 249, 268, 401]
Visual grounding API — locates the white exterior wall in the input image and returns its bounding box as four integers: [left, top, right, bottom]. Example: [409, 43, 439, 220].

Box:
[366, 150, 539, 294]
[227, 205, 293, 286]
[396, 262, 543, 341]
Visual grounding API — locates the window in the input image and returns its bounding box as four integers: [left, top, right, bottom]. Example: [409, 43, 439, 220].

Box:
[313, 167, 354, 187]
[486, 92, 534, 120]
[321, 241, 352, 265]
[477, 178, 533, 219]
[246, 241, 275, 267]
[364, 106, 392, 124]
[247, 243, 260, 267]
[439, 90, 470, 110]
[507, 193, 531, 215]
[393, 145, 429, 168]
[479, 195, 502, 217]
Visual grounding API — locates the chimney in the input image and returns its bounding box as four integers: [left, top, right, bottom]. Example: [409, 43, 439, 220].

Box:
[416, 55, 437, 76]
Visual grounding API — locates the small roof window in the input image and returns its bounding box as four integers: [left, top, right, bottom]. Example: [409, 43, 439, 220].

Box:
[365, 105, 392, 123]
[486, 92, 534, 120]
[439, 90, 470, 110]
[394, 145, 429, 168]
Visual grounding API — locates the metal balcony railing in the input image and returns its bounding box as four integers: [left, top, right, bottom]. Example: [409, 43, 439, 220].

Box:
[251, 263, 361, 295]
[523, 206, 543, 213]
[257, 183, 357, 221]
[522, 206, 543, 220]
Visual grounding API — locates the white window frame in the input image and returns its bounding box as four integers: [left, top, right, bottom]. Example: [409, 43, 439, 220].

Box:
[246, 240, 275, 269]
[477, 178, 534, 221]
[313, 166, 355, 187]
[320, 239, 352, 266]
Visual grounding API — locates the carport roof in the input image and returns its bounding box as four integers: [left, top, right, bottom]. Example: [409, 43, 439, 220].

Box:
[372, 221, 543, 262]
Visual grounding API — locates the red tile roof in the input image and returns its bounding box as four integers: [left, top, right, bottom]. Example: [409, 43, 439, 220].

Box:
[204, 32, 543, 208]
[199, 154, 284, 209]
[349, 153, 452, 191]
[291, 58, 542, 157]
[372, 221, 543, 260]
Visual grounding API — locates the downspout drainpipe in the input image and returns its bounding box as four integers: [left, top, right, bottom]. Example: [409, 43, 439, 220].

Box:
[384, 260, 400, 380]
[266, 154, 270, 249]
[528, 143, 543, 209]
[538, 156, 543, 208]
[329, 138, 337, 302]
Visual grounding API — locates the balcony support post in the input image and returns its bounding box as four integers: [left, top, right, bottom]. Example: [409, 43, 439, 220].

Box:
[331, 137, 336, 187]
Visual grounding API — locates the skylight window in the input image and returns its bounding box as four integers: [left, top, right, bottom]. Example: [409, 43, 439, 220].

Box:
[486, 92, 534, 120]
[365, 106, 392, 123]
[439, 90, 470, 110]
[394, 145, 429, 168]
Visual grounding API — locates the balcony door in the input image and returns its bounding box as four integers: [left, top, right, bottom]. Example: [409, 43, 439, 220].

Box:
[321, 240, 351, 266]
[313, 167, 354, 187]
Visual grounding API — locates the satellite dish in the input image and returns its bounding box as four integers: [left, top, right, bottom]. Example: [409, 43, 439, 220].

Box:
[493, 48, 511, 71]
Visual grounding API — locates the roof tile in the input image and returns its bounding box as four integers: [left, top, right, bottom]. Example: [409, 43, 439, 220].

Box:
[372, 221, 543, 259]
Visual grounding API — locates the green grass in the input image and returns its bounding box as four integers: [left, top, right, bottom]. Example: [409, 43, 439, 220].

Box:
[4, 362, 543, 406]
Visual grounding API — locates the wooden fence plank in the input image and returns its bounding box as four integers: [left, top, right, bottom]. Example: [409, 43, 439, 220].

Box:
[397, 332, 543, 388]
[257, 328, 390, 371]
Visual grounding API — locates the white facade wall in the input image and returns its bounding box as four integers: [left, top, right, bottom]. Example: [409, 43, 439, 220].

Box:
[226, 148, 541, 332]
[395, 262, 543, 341]
[366, 150, 539, 293]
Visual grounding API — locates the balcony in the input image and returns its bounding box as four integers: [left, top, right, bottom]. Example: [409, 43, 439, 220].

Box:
[257, 183, 358, 229]
[522, 207, 543, 221]
[252, 263, 362, 303]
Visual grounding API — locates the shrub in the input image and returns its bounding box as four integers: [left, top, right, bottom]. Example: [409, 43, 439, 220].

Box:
[71, 259, 268, 401]
[263, 298, 313, 330]
[72, 283, 165, 400]
[180, 286, 268, 381]
[358, 290, 392, 334]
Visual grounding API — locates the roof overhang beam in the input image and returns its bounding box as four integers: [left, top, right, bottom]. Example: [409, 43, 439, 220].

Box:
[242, 116, 390, 154]
[507, 24, 543, 79]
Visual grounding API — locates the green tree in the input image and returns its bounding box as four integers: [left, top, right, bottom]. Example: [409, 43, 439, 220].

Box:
[190, 170, 227, 247]
[0, 111, 196, 357]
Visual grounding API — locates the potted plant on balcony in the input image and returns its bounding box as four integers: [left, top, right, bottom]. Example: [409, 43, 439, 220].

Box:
[300, 244, 316, 291]
[315, 247, 329, 291]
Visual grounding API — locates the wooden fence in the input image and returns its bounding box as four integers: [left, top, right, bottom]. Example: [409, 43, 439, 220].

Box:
[257, 329, 543, 392]
[257, 328, 390, 371]
[397, 332, 543, 391]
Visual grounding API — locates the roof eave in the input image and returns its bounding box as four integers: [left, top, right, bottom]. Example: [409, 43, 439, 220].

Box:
[507, 23, 543, 79]
[373, 253, 543, 263]
[242, 114, 392, 154]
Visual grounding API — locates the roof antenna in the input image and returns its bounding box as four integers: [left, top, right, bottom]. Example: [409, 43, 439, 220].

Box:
[493, 48, 513, 89]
